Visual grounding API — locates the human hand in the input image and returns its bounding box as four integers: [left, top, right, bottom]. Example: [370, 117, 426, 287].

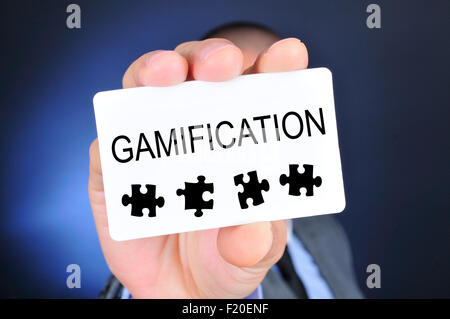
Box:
[89, 36, 308, 298]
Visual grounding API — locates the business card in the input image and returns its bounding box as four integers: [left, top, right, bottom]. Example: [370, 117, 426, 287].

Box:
[93, 67, 346, 241]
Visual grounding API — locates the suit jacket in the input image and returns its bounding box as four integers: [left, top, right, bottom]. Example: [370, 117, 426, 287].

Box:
[99, 215, 363, 299]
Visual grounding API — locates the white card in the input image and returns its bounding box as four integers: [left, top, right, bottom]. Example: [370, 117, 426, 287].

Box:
[93, 67, 345, 241]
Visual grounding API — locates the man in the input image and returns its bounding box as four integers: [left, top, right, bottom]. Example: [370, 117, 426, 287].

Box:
[90, 22, 362, 299]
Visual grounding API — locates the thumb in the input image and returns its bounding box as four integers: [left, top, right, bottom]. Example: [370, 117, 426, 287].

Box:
[217, 220, 287, 269]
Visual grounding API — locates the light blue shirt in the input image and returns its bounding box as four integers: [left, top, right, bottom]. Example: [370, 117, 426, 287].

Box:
[272, 219, 334, 299]
[121, 220, 334, 299]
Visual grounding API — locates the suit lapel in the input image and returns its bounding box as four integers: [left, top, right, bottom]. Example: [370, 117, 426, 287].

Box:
[293, 215, 350, 298]
[261, 268, 297, 299]
[262, 215, 363, 299]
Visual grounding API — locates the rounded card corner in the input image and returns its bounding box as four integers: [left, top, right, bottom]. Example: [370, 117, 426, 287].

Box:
[336, 196, 347, 213]
[92, 91, 104, 107]
[319, 67, 333, 79]
[109, 227, 127, 242]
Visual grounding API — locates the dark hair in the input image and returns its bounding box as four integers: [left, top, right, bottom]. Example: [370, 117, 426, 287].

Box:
[201, 21, 280, 40]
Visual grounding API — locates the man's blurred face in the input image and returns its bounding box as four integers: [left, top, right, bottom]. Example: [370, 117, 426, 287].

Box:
[209, 26, 281, 70]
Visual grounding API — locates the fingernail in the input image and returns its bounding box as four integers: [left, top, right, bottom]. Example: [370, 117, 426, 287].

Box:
[146, 50, 168, 65]
[199, 43, 233, 61]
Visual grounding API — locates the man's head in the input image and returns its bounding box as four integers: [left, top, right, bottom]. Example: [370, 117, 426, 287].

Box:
[203, 22, 280, 70]
[202, 22, 307, 72]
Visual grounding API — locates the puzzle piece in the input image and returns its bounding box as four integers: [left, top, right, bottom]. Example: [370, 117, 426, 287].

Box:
[234, 170, 270, 209]
[122, 184, 165, 217]
[176, 176, 214, 217]
[280, 164, 322, 196]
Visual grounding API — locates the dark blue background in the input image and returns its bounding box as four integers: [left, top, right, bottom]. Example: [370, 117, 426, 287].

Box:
[1, 0, 449, 298]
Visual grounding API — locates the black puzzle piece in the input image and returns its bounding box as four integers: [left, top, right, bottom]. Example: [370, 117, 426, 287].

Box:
[279, 164, 322, 196]
[176, 175, 214, 217]
[234, 170, 270, 209]
[122, 184, 165, 217]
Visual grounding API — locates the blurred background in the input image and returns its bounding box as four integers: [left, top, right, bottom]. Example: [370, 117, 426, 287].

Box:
[0, 0, 449, 298]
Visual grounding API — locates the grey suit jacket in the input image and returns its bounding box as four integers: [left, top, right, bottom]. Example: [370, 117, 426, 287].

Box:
[99, 215, 363, 299]
[262, 215, 362, 298]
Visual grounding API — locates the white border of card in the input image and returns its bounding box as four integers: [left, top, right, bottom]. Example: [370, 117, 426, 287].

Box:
[93, 67, 346, 241]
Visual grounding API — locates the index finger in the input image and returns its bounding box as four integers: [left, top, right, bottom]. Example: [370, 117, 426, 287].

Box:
[122, 50, 188, 88]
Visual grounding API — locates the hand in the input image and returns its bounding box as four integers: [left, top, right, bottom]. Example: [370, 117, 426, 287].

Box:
[89, 36, 308, 298]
